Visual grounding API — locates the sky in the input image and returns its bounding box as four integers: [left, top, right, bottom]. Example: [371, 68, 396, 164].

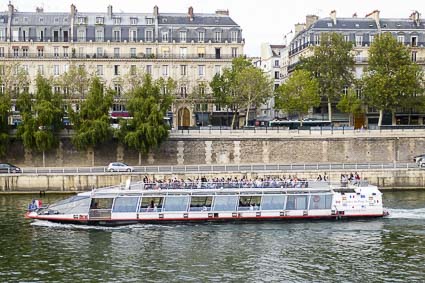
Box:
[6, 0, 425, 56]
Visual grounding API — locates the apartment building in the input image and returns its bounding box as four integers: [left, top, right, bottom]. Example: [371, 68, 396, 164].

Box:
[0, 3, 244, 128]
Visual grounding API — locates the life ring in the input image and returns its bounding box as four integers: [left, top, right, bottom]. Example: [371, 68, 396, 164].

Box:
[313, 195, 321, 202]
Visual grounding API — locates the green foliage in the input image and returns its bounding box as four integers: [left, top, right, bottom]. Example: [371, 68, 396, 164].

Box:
[362, 32, 425, 125]
[118, 74, 174, 156]
[299, 33, 355, 120]
[275, 69, 320, 123]
[337, 89, 363, 115]
[0, 80, 11, 156]
[17, 74, 64, 153]
[56, 65, 90, 98]
[71, 77, 113, 150]
[210, 57, 273, 127]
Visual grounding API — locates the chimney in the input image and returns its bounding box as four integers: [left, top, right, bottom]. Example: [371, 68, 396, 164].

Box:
[107, 5, 113, 18]
[70, 4, 76, 17]
[330, 10, 337, 25]
[36, 7, 44, 13]
[306, 14, 318, 29]
[8, 1, 14, 14]
[153, 5, 159, 16]
[410, 11, 420, 26]
[294, 23, 306, 35]
[366, 10, 380, 29]
[215, 9, 229, 16]
[352, 13, 357, 18]
[188, 6, 194, 21]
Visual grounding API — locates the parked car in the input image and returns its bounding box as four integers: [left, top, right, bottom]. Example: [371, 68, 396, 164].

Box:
[0, 163, 21, 173]
[107, 162, 134, 172]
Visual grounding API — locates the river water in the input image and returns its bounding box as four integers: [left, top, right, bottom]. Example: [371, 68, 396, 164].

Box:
[0, 191, 424, 282]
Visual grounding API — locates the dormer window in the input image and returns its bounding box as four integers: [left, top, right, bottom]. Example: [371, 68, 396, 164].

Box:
[146, 18, 154, 25]
[23, 17, 28, 23]
[96, 17, 104, 24]
[78, 17, 86, 24]
[113, 17, 121, 25]
[14, 17, 19, 23]
[54, 17, 59, 23]
[39, 17, 44, 23]
[355, 24, 359, 28]
[130, 17, 137, 25]
[327, 23, 332, 27]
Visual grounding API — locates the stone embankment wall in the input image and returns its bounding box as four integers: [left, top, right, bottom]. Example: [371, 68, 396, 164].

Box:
[1, 168, 425, 192]
[2, 134, 425, 166]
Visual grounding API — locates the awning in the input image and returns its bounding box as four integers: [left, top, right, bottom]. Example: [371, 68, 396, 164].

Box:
[197, 47, 205, 54]
[36, 46, 44, 50]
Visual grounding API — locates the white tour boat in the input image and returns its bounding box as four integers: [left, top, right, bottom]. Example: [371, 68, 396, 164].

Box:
[26, 180, 388, 226]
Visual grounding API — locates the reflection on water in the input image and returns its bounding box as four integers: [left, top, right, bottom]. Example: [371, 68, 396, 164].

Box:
[0, 191, 425, 282]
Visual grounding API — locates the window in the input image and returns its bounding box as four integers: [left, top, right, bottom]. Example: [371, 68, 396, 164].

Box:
[95, 17, 104, 24]
[327, 22, 332, 27]
[96, 29, 104, 42]
[130, 65, 137, 75]
[412, 51, 417, 62]
[0, 65, 4, 76]
[13, 47, 18, 57]
[189, 196, 212, 211]
[145, 30, 153, 42]
[197, 47, 205, 58]
[0, 47, 3, 57]
[274, 71, 280, 79]
[130, 48, 136, 58]
[129, 30, 137, 42]
[63, 64, 69, 73]
[114, 48, 120, 58]
[214, 65, 221, 75]
[212, 195, 238, 211]
[231, 47, 238, 58]
[344, 35, 349, 42]
[369, 35, 374, 44]
[114, 84, 122, 96]
[180, 31, 187, 42]
[37, 48, 44, 57]
[286, 195, 308, 210]
[113, 30, 121, 42]
[274, 60, 279, 67]
[63, 47, 69, 57]
[198, 65, 205, 76]
[53, 47, 59, 57]
[39, 17, 44, 23]
[355, 35, 362, 46]
[114, 65, 120, 76]
[22, 65, 29, 74]
[96, 47, 103, 57]
[96, 65, 103, 76]
[146, 65, 152, 74]
[411, 36, 417, 47]
[78, 17, 86, 24]
[146, 48, 152, 56]
[54, 86, 61, 94]
[54, 65, 60, 76]
[113, 197, 139, 213]
[162, 47, 170, 58]
[162, 32, 168, 42]
[22, 48, 28, 57]
[180, 47, 187, 58]
[163, 196, 189, 212]
[180, 85, 187, 98]
[130, 17, 138, 25]
[314, 34, 320, 45]
[113, 17, 121, 25]
[231, 31, 238, 42]
[78, 29, 85, 42]
[215, 31, 221, 42]
[261, 195, 286, 210]
[146, 18, 154, 25]
[198, 31, 205, 42]
[397, 35, 404, 44]
[180, 65, 187, 76]
[162, 65, 169, 76]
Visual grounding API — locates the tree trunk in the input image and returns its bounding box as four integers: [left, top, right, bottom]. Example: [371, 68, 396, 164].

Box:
[231, 112, 237, 129]
[327, 100, 332, 122]
[391, 111, 396, 126]
[299, 113, 303, 127]
[88, 146, 94, 166]
[378, 109, 383, 127]
[245, 103, 251, 127]
[42, 151, 45, 167]
[138, 151, 142, 166]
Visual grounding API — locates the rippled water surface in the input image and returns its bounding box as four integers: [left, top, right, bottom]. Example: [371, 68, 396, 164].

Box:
[1, 191, 425, 282]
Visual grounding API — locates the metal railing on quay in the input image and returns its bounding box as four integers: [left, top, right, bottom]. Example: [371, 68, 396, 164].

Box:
[3, 162, 419, 175]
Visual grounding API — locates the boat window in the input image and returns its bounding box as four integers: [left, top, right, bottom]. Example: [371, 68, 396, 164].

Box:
[238, 196, 262, 211]
[261, 195, 286, 210]
[189, 196, 213, 211]
[90, 198, 113, 209]
[212, 195, 238, 211]
[112, 197, 139, 213]
[139, 197, 164, 212]
[286, 195, 308, 210]
[163, 196, 189, 212]
[309, 194, 333, 209]
[47, 196, 91, 214]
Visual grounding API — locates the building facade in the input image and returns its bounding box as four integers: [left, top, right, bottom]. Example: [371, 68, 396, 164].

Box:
[0, 3, 244, 128]
[287, 10, 425, 126]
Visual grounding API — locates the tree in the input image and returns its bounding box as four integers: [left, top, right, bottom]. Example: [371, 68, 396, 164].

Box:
[17, 74, 64, 166]
[0, 62, 30, 98]
[0, 78, 11, 157]
[118, 74, 174, 165]
[337, 87, 364, 127]
[189, 82, 210, 126]
[71, 77, 113, 164]
[362, 32, 425, 126]
[210, 57, 273, 128]
[275, 69, 320, 126]
[56, 64, 90, 99]
[299, 32, 355, 122]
